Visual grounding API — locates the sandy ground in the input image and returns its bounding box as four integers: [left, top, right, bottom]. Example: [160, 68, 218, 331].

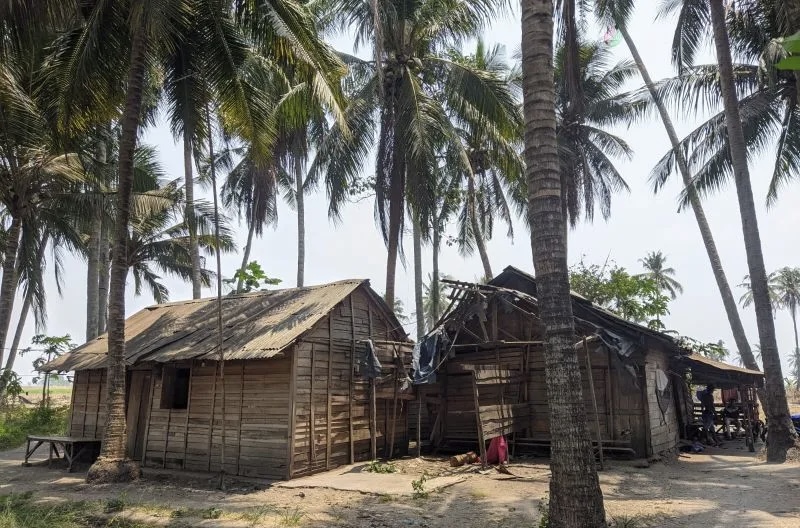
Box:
[1, 438, 799, 528]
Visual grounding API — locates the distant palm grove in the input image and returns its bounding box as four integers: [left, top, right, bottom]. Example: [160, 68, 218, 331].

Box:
[1, 0, 799, 525]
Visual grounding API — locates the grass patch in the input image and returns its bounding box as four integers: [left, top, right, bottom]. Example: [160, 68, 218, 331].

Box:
[278, 507, 305, 526]
[364, 460, 397, 474]
[0, 492, 99, 528]
[240, 505, 278, 525]
[200, 507, 223, 519]
[0, 406, 69, 450]
[103, 494, 127, 514]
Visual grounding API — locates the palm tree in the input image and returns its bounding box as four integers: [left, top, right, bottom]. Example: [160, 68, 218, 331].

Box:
[49, 0, 344, 483]
[423, 273, 450, 331]
[706, 0, 795, 461]
[521, 0, 606, 525]
[738, 272, 780, 311]
[638, 251, 684, 299]
[554, 41, 636, 231]
[774, 267, 800, 360]
[594, 0, 761, 382]
[312, 0, 515, 309]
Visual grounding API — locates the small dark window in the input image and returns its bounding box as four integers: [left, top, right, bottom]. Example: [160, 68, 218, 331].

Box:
[160, 367, 190, 410]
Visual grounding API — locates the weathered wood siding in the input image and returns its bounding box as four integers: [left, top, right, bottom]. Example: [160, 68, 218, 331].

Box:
[290, 288, 409, 478]
[645, 350, 680, 455]
[68, 369, 107, 438]
[140, 358, 290, 479]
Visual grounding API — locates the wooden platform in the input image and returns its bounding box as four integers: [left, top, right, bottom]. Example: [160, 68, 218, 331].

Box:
[23, 435, 101, 472]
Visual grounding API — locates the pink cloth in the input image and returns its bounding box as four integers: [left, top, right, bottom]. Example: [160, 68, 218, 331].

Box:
[485, 436, 508, 464]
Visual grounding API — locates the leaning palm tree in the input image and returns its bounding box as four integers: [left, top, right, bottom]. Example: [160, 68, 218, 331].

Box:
[707, 0, 795, 460]
[312, 0, 514, 308]
[521, 0, 607, 524]
[594, 0, 762, 385]
[638, 251, 684, 299]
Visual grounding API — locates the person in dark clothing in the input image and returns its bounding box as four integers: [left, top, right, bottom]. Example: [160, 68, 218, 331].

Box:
[722, 398, 741, 439]
[700, 384, 720, 446]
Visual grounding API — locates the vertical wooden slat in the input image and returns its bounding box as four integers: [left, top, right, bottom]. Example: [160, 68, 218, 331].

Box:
[608, 349, 616, 440]
[584, 338, 604, 470]
[236, 361, 245, 476]
[309, 344, 316, 463]
[94, 371, 103, 438]
[348, 294, 356, 464]
[367, 305, 376, 459]
[471, 374, 487, 467]
[81, 371, 90, 437]
[326, 315, 333, 469]
[287, 346, 298, 479]
[140, 370, 156, 467]
[67, 373, 77, 435]
[206, 362, 218, 472]
[182, 363, 193, 469]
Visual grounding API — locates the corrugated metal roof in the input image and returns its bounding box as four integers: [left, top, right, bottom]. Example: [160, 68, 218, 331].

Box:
[682, 353, 763, 377]
[45, 280, 370, 372]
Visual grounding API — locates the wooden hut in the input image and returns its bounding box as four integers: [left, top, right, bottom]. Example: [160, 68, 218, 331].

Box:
[45, 280, 414, 479]
[414, 266, 723, 460]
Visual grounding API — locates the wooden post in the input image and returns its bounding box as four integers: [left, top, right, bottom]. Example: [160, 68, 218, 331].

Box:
[348, 295, 356, 464]
[584, 338, 604, 470]
[287, 346, 298, 479]
[163, 407, 172, 468]
[607, 348, 616, 440]
[388, 346, 399, 458]
[141, 369, 156, 467]
[81, 371, 90, 437]
[207, 362, 218, 472]
[326, 315, 333, 469]
[416, 387, 422, 457]
[309, 343, 316, 463]
[94, 372, 103, 438]
[182, 363, 193, 469]
[236, 361, 245, 476]
[471, 373, 487, 467]
[370, 378, 377, 459]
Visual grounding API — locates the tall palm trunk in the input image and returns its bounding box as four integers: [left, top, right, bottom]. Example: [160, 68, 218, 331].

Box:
[87, 24, 149, 484]
[184, 128, 202, 299]
[791, 305, 799, 357]
[521, 1, 606, 526]
[431, 221, 441, 324]
[467, 173, 492, 281]
[412, 212, 424, 339]
[709, 0, 796, 460]
[86, 214, 101, 341]
[385, 158, 405, 309]
[1, 233, 49, 392]
[0, 216, 22, 368]
[236, 220, 255, 293]
[295, 160, 305, 288]
[616, 25, 759, 373]
[98, 220, 109, 334]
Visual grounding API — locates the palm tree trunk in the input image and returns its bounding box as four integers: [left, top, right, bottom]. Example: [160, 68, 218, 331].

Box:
[98, 220, 109, 334]
[384, 159, 405, 309]
[236, 221, 255, 293]
[431, 221, 441, 324]
[709, 0, 796, 460]
[467, 173, 493, 281]
[0, 233, 49, 396]
[87, 23, 149, 484]
[295, 160, 305, 288]
[0, 215, 22, 369]
[412, 212, 424, 340]
[184, 128, 202, 300]
[521, 1, 606, 526]
[206, 104, 226, 488]
[617, 25, 759, 373]
[791, 305, 799, 358]
[86, 214, 101, 341]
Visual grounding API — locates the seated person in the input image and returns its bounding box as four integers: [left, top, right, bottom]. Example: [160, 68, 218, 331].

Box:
[722, 398, 742, 439]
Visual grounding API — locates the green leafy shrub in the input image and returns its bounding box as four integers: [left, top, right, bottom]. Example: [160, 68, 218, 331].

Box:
[364, 460, 397, 474]
[411, 473, 429, 499]
[0, 405, 69, 450]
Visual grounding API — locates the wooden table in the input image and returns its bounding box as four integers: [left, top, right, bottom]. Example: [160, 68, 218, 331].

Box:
[23, 435, 101, 472]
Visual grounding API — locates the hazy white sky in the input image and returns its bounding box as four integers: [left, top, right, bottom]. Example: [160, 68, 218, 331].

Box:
[11, 4, 799, 382]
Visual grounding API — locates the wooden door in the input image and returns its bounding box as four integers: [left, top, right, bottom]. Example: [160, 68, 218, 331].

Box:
[126, 371, 152, 461]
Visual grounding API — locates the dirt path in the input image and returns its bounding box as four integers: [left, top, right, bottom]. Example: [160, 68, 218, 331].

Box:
[1, 441, 798, 527]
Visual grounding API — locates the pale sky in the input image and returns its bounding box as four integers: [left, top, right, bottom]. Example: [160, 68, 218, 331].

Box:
[11, 4, 798, 382]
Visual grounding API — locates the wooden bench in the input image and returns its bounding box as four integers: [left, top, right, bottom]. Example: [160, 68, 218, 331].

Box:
[23, 435, 101, 472]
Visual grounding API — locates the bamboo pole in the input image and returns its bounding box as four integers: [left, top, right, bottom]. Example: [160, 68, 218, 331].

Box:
[182, 364, 193, 469]
[584, 338, 604, 470]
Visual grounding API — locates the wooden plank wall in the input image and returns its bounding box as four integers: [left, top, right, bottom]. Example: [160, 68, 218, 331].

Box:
[644, 350, 680, 455]
[291, 288, 409, 478]
[142, 358, 290, 479]
[69, 369, 107, 438]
